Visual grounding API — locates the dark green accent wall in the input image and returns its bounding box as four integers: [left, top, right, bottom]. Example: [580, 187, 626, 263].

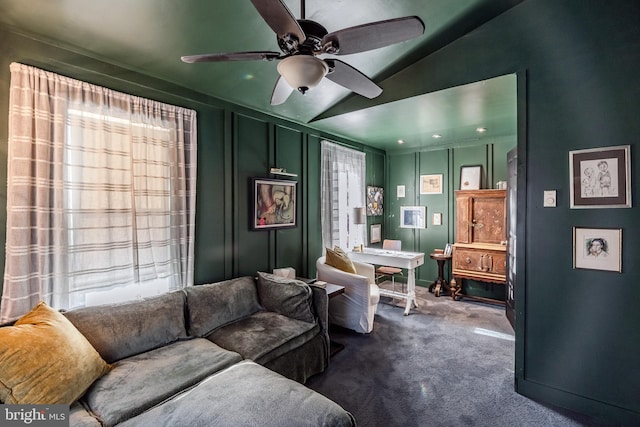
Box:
[387, 0, 638, 423]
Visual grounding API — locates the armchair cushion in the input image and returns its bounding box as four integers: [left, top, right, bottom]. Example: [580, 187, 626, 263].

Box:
[325, 246, 357, 274]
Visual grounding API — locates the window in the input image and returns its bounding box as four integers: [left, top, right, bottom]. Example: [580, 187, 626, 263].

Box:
[1, 63, 197, 322]
[321, 141, 366, 250]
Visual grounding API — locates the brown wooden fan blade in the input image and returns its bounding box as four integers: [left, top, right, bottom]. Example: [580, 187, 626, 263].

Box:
[250, 0, 306, 42]
[181, 51, 281, 63]
[322, 16, 424, 55]
[325, 59, 382, 99]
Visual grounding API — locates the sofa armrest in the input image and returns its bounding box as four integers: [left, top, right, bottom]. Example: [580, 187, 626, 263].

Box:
[309, 284, 330, 362]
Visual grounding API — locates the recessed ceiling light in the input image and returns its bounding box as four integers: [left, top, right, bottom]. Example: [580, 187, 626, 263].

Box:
[397, 139, 405, 144]
[476, 127, 487, 133]
[432, 134, 442, 139]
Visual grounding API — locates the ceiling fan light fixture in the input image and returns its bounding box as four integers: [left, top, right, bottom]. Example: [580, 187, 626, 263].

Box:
[277, 55, 328, 94]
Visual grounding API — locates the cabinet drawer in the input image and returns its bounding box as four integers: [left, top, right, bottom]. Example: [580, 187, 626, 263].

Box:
[453, 248, 506, 276]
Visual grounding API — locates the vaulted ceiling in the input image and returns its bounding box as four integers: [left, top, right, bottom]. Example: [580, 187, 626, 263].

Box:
[0, 0, 523, 151]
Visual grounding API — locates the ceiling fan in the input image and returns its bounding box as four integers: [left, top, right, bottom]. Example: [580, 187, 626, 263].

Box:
[181, 0, 425, 105]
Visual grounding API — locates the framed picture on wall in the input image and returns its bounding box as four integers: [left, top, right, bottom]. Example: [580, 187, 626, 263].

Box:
[370, 224, 381, 244]
[459, 165, 483, 190]
[569, 145, 631, 208]
[573, 227, 622, 272]
[251, 178, 297, 230]
[432, 212, 443, 226]
[420, 174, 443, 194]
[400, 206, 426, 229]
[366, 186, 384, 216]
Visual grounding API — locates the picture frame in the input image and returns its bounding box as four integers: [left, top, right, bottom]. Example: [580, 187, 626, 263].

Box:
[370, 224, 381, 244]
[573, 227, 622, 272]
[397, 185, 406, 198]
[366, 186, 384, 216]
[569, 145, 631, 208]
[400, 206, 426, 229]
[444, 243, 453, 256]
[459, 165, 483, 190]
[420, 174, 443, 194]
[432, 212, 443, 226]
[251, 178, 297, 230]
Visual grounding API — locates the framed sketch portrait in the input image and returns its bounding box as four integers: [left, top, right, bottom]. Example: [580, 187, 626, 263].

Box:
[420, 174, 443, 194]
[569, 145, 631, 208]
[251, 178, 297, 230]
[459, 165, 483, 190]
[573, 227, 622, 272]
[400, 206, 426, 229]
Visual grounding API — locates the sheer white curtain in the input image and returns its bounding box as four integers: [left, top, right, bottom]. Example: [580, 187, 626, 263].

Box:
[321, 140, 366, 250]
[1, 63, 197, 322]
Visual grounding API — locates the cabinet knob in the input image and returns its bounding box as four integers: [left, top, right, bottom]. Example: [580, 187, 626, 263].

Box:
[465, 257, 472, 264]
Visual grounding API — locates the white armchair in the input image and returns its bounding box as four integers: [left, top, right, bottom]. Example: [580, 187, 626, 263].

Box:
[316, 256, 380, 334]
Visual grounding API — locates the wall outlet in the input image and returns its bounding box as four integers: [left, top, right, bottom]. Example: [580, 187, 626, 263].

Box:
[543, 190, 557, 207]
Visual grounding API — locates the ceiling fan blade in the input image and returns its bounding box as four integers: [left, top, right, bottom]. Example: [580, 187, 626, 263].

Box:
[250, 0, 306, 42]
[322, 16, 425, 55]
[181, 51, 281, 63]
[324, 59, 382, 99]
[270, 76, 294, 105]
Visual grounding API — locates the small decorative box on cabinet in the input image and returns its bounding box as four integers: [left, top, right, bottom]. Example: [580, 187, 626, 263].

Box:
[451, 189, 507, 303]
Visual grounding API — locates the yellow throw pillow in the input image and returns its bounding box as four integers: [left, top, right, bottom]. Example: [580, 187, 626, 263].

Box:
[0, 301, 111, 404]
[325, 246, 357, 274]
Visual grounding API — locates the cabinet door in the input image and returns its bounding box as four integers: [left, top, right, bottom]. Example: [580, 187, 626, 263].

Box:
[455, 195, 472, 243]
[471, 196, 506, 244]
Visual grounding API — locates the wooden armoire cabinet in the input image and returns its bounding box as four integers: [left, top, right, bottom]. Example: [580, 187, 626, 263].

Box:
[451, 189, 507, 302]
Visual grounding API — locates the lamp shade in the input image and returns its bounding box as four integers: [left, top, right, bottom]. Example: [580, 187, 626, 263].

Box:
[353, 207, 366, 224]
[277, 56, 328, 93]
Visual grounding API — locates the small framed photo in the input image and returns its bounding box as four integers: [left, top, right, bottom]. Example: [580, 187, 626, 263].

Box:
[366, 186, 384, 216]
[569, 145, 631, 208]
[420, 174, 443, 194]
[460, 165, 483, 190]
[400, 206, 426, 229]
[573, 227, 622, 272]
[370, 224, 381, 244]
[397, 185, 406, 198]
[444, 243, 453, 256]
[251, 178, 297, 230]
[432, 212, 443, 226]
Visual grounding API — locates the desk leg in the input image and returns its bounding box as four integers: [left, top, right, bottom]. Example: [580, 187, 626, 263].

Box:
[404, 268, 419, 316]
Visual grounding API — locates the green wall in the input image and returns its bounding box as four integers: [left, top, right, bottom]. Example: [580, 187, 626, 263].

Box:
[0, 27, 384, 295]
[386, 0, 638, 423]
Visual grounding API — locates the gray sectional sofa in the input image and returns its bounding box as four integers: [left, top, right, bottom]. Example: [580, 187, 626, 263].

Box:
[59, 273, 355, 426]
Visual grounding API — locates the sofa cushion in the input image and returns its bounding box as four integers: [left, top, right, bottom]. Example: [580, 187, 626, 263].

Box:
[207, 311, 319, 365]
[82, 338, 242, 426]
[64, 290, 188, 363]
[184, 276, 261, 337]
[325, 246, 357, 274]
[70, 403, 101, 427]
[117, 360, 355, 427]
[0, 302, 110, 404]
[256, 271, 316, 323]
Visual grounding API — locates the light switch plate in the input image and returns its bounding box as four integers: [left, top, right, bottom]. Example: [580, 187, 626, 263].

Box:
[543, 190, 557, 207]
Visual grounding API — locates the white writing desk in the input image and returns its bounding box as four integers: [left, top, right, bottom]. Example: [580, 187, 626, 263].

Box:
[348, 248, 425, 315]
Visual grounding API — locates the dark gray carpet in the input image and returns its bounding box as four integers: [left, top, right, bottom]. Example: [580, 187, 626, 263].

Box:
[306, 284, 602, 427]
